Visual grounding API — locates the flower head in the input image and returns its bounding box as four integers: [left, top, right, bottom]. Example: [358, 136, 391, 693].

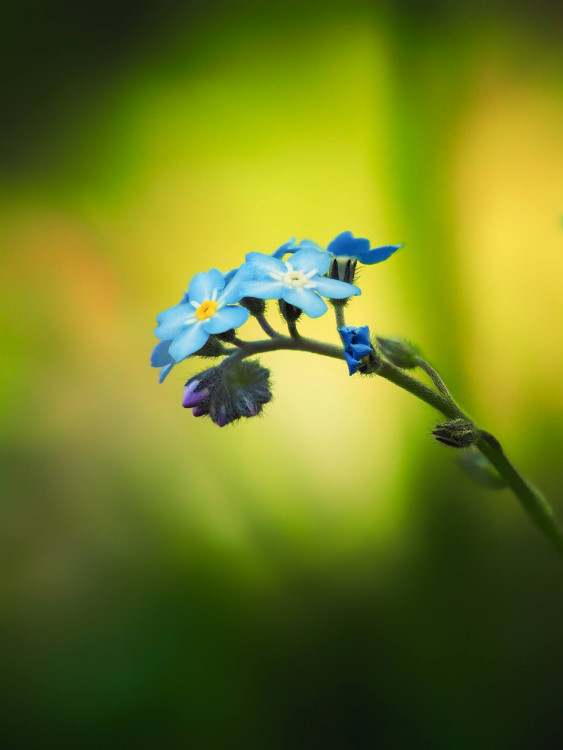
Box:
[339, 325, 373, 375]
[182, 361, 272, 427]
[326, 231, 402, 265]
[269, 232, 402, 285]
[239, 247, 360, 318]
[153, 267, 251, 366]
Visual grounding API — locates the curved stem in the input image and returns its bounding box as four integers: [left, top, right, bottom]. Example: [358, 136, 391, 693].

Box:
[222, 333, 563, 559]
[477, 433, 563, 557]
[255, 313, 280, 339]
[415, 357, 452, 398]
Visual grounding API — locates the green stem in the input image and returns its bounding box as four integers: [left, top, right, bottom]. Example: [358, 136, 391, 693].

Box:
[333, 303, 346, 329]
[221, 334, 563, 559]
[255, 313, 280, 339]
[415, 357, 452, 398]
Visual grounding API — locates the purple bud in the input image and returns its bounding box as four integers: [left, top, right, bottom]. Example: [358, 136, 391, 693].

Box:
[182, 380, 209, 408]
[217, 407, 228, 428]
[192, 404, 209, 417]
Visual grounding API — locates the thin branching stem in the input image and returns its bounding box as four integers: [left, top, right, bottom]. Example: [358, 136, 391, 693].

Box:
[220, 332, 563, 559]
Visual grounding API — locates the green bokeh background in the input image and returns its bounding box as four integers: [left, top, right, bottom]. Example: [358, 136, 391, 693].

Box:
[2, 1, 563, 746]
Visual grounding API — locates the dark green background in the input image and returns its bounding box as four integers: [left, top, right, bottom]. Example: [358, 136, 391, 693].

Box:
[2, 1, 563, 746]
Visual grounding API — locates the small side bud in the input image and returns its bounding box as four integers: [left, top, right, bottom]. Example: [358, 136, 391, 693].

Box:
[279, 299, 302, 324]
[215, 329, 237, 343]
[376, 336, 420, 369]
[182, 379, 210, 408]
[433, 419, 477, 449]
[239, 296, 266, 316]
[196, 336, 227, 358]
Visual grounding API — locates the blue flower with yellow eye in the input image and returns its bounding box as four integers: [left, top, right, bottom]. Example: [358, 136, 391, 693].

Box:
[239, 247, 360, 318]
[153, 267, 251, 365]
[339, 325, 373, 375]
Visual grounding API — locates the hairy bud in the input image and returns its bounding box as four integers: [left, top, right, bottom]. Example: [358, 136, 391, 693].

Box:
[278, 299, 302, 324]
[183, 360, 272, 427]
[376, 336, 420, 369]
[433, 419, 477, 449]
[239, 296, 266, 316]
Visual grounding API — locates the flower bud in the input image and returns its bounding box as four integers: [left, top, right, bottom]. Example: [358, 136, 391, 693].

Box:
[433, 419, 477, 449]
[195, 336, 228, 358]
[182, 360, 272, 427]
[376, 336, 420, 369]
[279, 299, 302, 324]
[339, 325, 374, 375]
[182, 379, 210, 408]
[239, 296, 266, 316]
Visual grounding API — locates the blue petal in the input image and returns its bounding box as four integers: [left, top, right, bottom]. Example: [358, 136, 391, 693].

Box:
[338, 327, 355, 347]
[351, 343, 373, 358]
[155, 303, 195, 340]
[271, 238, 296, 259]
[343, 351, 361, 375]
[313, 276, 361, 299]
[289, 248, 331, 276]
[188, 269, 225, 303]
[203, 305, 250, 334]
[238, 280, 283, 300]
[283, 288, 327, 318]
[354, 325, 371, 347]
[169, 323, 209, 362]
[223, 267, 239, 285]
[327, 231, 370, 258]
[159, 362, 175, 383]
[219, 263, 255, 304]
[357, 244, 403, 265]
[151, 339, 173, 367]
[245, 252, 286, 278]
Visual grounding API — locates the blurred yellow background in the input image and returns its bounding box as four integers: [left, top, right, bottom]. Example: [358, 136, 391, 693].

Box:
[2, 1, 563, 746]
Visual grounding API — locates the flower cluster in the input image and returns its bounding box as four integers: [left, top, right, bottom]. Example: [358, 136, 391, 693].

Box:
[152, 231, 401, 425]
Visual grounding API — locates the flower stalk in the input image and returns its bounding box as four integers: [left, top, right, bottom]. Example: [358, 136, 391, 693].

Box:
[151, 231, 562, 559]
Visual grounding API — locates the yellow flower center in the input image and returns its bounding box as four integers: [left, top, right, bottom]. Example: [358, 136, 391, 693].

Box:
[195, 300, 218, 320]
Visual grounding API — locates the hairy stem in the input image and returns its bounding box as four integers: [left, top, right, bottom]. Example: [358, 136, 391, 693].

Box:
[333, 304, 346, 329]
[222, 333, 563, 558]
[415, 357, 452, 398]
[255, 313, 280, 339]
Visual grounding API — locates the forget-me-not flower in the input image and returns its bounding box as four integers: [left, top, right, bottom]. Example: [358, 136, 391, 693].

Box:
[154, 268, 251, 363]
[339, 325, 373, 375]
[272, 231, 402, 265]
[239, 247, 360, 318]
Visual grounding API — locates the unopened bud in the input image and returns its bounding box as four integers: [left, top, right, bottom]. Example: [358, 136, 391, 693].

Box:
[196, 336, 227, 358]
[182, 360, 272, 427]
[182, 380, 210, 408]
[279, 299, 302, 324]
[376, 336, 420, 369]
[433, 419, 476, 449]
[239, 296, 266, 316]
[192, 404, 209, 417]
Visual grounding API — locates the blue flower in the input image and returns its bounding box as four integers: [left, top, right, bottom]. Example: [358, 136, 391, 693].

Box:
[273, 231, 402, 266]
[338, 325, 373, 375]
[153, 267, 251, 364]
[239, 247, 360, 318]
[327, 231, 402, 265]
